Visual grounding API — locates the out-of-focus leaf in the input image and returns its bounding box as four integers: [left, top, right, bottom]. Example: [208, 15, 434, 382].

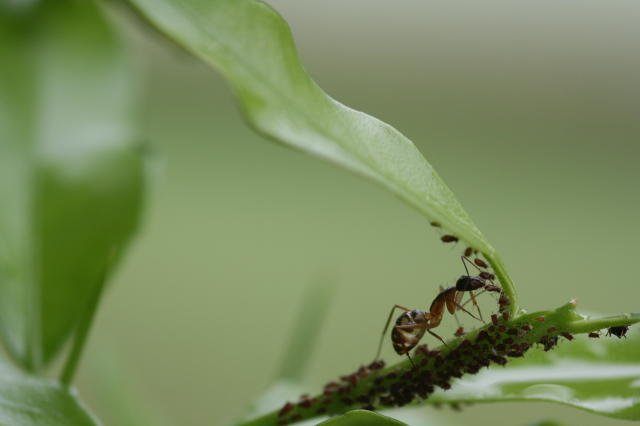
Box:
[242, 279, 334, 423]
[317, 410, 407, 426]
[0, 360, 99, 425]
[125, 0, 494, 256]
[426, 331, 640, 420]
[0, 0, 145, 370]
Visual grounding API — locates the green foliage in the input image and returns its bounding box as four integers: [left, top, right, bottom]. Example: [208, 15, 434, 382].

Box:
[125, 0, 494, 256]
[317, 410, 407, 426]
[0, 360, 98, 426]
[0, 0, 145, 370]
[427, 331, 640, 420]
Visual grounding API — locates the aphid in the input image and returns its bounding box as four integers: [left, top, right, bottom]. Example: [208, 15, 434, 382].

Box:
[561, 332, 574, 341]
[455, 327, 466, 337]
[498, 294, 510, 306]
[473, 258, 488, 268]
[279, 402, 294, 417]
[606, 326, 629, 338]
[464, 247, 473, 257]
[588, 332, 600, 338]
[430, 221, 441, 228]
[491, 314, 499, 326]
[534, 316, 545, 322]
[480, 272, 496, 280]
[441, 235, 459, 243]
[547, 327, 557, 334]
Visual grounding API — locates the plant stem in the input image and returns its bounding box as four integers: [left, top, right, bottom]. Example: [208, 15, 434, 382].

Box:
[238, 302, 639, 426]
[60, 265, 109, 386]
[566, 312, 640, 334]
[485, 252, 518, 317]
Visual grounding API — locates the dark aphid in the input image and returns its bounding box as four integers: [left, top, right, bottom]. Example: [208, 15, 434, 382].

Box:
[298, 399, 313, 408]
[547, 327, 557, 334]
[491, 314, 499, 326]
[441, 235, 459, 243]
[464, 247, 473, 257]
[607, 326, 629, 338]
[455, 327, 465, 337]
[561, 332, 574, 341]
[474, 258, 488, 268]
[534, 316, 545, 322]
[542, 336, 559, 351]
[588, 332, 600, 338]
[368, 360, 386, 370]
[279, 402, 294, 417]
[502, 312, 510, 321]
[521, 323, 532, 332]
[481, 272, 496, 281]
[499, 294, 510, 307]
[430, 221, 441, 228]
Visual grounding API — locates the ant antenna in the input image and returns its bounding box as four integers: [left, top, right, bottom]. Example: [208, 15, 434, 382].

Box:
[460, 256, 472, 276]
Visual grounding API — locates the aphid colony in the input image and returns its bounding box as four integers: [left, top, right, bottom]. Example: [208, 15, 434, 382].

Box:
[275, 228, 632, 425]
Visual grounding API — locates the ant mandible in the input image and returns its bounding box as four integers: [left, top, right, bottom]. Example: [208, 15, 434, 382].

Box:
[374, 256, 499, 365]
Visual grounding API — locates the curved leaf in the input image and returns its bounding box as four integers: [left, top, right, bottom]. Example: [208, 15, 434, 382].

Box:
[0, 361, 99, 426]
[317, 410, 407, 426]
[425, 331, 640, 420]
[0, 1, 145, 369]
[125, 0, 493, 256]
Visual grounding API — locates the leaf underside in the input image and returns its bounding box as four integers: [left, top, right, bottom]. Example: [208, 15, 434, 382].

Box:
[126, 0, 493, 255]
[318, 410, 408, 426]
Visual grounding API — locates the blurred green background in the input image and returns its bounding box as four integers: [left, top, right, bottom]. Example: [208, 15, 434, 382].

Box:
[77, 1, 639, 425]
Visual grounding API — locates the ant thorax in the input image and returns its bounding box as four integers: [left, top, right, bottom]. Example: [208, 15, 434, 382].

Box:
[391, 310, 428, 355]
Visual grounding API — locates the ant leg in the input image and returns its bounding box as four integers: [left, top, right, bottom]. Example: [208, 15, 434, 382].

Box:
[427, 329, 449, 347]
[374, 304, 412, 361]
[462, 256, 498, 287]
[469, 290, 483, 322]
[460, 288, 488, 308]
[453, 300, 482, 322]
[445, 291, 480, 322]
[395, 323, 449, 348]
[406, 353, 416, 369]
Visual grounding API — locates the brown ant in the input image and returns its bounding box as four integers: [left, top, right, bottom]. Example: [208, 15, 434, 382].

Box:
[374, 257, 497, 363]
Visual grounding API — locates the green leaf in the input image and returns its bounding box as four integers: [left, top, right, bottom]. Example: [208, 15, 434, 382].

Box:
[125, 0, 494, 257]
[0, 1, 145, 370]
[0, 360, 99, 425]
[317, 410, 407, 426]
[425, 331, 640, 420]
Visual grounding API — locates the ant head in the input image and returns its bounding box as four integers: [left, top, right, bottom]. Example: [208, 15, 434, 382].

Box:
[456, 275, 484, 291]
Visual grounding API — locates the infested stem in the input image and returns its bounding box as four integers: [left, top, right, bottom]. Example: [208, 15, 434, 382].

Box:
[238, 302, 638, 426]
[566, 312, 640, 334]
[484, 252, 518, 318]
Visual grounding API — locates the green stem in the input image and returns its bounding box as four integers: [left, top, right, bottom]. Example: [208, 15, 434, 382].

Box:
[238, 302, 639, 426]
[566, 312, 640, 334]
[60, 265, 109, 386]
[485, 252, 518, 317]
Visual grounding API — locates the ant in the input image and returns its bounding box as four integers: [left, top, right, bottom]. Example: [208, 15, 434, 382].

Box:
[374, 257, 500, 364]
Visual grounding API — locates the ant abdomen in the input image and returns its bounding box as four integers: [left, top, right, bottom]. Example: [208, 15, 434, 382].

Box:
[391, 310, 428, 355]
